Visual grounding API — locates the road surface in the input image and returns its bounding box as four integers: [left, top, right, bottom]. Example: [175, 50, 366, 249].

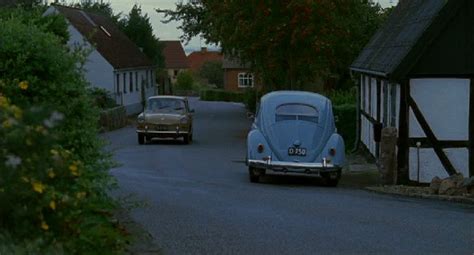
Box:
[104, 98, 474, 255]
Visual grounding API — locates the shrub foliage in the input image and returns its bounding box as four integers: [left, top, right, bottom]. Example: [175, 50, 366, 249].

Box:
[0, 16, 126, 253]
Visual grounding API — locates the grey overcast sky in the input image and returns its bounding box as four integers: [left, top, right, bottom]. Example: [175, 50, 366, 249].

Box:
[106, 0, 398, 53]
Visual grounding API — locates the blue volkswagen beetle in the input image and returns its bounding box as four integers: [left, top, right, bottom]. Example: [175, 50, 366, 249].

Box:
[246, 91, 345, 186]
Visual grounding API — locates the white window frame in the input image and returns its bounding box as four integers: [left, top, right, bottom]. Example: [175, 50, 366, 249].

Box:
[238, 73, 254, 88]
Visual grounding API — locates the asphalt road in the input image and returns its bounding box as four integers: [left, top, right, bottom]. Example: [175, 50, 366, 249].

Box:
[105, 98, 474, 255]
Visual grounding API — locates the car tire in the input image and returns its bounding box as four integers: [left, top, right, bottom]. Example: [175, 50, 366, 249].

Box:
[248, 167, 260, 183]
[183, 134, 190, 144]
[322, 172, 340, 187]
[138, 133, 145, 145]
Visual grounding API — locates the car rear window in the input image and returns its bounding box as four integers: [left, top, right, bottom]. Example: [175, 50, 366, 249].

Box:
[275, 104, 318, 123]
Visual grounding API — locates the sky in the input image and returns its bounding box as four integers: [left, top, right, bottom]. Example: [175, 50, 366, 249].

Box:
[106, 0, 399, 54]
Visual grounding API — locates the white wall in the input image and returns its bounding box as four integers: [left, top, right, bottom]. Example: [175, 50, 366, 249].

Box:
[67, 22, 115, 93]
[360, 75, 399, 158]
[408, 78, 470, 182]
[114, 68, 157, 114]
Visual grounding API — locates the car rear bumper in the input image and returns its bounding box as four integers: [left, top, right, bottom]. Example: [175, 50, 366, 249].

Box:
[247, 159, 341, 176]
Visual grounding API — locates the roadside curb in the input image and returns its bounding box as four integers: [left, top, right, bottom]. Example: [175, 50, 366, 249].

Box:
[365, 186, 474, 205]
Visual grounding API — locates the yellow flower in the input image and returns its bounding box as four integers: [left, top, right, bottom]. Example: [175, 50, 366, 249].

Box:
[35, 125, 47, 135]
[19, 81, 28, 90]
[2, 119, 12, 129]
[49, 200, 56, 210]
[41, 221, 49, 231]
[69, 164, 79, 176]
[11, 105, 22, 119]
[76, 192, 86, 199]
[32, 181, 45, 194]
[0, 95, 8, 108]
[48, 169, 55, 178]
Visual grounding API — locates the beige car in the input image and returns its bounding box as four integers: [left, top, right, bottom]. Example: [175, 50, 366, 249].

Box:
[136, 96, 194, 144]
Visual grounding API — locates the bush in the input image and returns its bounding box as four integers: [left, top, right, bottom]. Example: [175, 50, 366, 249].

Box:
[176, 71, 194, 90]
[199, 61, 223, 88]
[0, 17, 126, 253]
[200, 89, 245, 103]
[89, 87, 118, 110]
[324, 88, 357, 105]
[333, 104, 357, 151]
[243, 89, 260, 113]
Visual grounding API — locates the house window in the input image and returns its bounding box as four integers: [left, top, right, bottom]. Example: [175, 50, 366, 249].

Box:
[145, 70, 149, 88]
[238, 73, 254, 88]
[173, 69, 179, 78]
[123, 73, 127, 94]
[116, 73, 120, 94]
[129, 72, 133, 92]
[135, 71, 139, 91]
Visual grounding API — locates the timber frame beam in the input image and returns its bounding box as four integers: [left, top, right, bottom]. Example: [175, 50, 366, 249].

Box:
[407, 95, 457, 176]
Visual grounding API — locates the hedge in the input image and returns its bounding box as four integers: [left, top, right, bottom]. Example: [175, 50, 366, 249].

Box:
[200, 89, 245, 103]
[333, 104, 357, 151]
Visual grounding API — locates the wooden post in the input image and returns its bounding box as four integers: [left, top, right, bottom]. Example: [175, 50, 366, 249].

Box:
[470, 78, 474, 177]
[397, 80, 409, 183]
[379, 127, 398, 184]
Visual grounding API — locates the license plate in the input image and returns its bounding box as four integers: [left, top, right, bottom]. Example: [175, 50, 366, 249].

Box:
[155, 125, 168, 131]
[288, 147, 307, 156]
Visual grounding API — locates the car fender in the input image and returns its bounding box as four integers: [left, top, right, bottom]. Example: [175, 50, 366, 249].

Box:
[247, 129, 272, 162]
[316, 133, 345, 167]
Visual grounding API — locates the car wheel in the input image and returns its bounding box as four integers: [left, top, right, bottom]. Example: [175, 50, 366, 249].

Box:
[138, 133, 145, 145]
[183, 134, 190, 144]
[322, 172, 340, 187]
[248, 167, 260, 183]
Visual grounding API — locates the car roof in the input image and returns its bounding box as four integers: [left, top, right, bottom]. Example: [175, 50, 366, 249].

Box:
[148, 95, 186, 100]
[260, 91, 330, 106]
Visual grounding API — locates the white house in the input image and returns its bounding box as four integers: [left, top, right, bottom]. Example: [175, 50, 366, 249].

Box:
[44, 5, 157, 114]
[350, 0, 474, 183]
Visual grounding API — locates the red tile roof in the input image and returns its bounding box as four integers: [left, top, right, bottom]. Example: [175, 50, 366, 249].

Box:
[161, 41, 189, 69]
[53, 5, 153, 70]
[187, 48, 223, 72]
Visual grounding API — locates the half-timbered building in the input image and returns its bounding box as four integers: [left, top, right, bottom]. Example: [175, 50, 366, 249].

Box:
[350, 0, 474, 183]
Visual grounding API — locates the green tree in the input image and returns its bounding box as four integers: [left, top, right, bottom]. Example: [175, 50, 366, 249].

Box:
[159, 0, 388, 91]
[119, 4, 165, 67]
[176, 71, 194, 90]
[0, 6, 69, 44]
[72, 0, 120, 22]
[199, 61, 223, 88]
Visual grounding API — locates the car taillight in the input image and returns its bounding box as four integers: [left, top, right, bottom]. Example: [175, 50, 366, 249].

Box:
[257, 144, 264, 153]
[329, 148, 336, 156]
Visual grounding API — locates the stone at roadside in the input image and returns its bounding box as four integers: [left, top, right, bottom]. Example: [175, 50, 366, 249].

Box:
[450, 173, 465, 188]
[462, 176, 474, 188]
[430, 176, 442, 194]
[439, 178, 457, 195]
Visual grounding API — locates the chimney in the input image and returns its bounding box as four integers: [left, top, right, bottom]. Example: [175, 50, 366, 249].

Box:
[201, 47, 207, 52]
